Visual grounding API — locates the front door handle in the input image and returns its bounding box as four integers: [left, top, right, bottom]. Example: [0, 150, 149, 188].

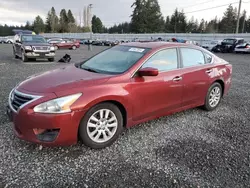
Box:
[206, 69, 213, 73]
[173, 76, 182, 81]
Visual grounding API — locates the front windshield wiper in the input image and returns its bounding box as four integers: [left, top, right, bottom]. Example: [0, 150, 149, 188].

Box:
[82, 67, 99, 73]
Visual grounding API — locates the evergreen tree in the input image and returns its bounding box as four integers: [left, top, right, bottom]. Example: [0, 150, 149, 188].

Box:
[33, 16, 45, 34]
[220, 5, 237, 33]
[67, 10, 75, 23]
[130, 0, 164, 33]
[130, 0, 147, 33]
[239, 10, 247, 33]
[198, 19, 205, 33]
[59, 9, 68, 32]
[91, 15, 103, 33]
[170, 9, 187, 33]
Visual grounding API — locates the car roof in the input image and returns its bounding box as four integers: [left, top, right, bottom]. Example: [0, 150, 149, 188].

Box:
[121, 41, 191, 49]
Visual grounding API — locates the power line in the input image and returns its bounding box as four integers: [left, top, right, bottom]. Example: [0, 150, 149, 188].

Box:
[185, 2, 239, 14]
[182, 0, 215, 9]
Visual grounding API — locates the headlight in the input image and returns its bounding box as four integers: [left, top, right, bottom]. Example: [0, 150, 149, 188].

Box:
[50, 46, 55, 51]
[24, 46, 32, 50]
[34, 93, 82, 114]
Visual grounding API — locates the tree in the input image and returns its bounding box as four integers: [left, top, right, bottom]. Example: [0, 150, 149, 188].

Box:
[50, 7, 59, 33]
[33, 16, 45, 33]
[59, 9, 68, 32]
[165, 16, 172, 33]
[130, 0, 147, 33]
[130, 0, 164, 33]
[246, 16, 250, 33]
[67, 9, 75, 24]
[24, 21, 33, 30]
[220, 4, 237, 33]
[239, 10, 247, 33]
[198, 19, 205, 33]
[186, 16, 198, 33]
[169, 9, 187, 33]
[91, 15, 103, 33]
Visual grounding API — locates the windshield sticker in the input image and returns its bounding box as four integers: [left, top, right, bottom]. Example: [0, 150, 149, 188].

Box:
[128, 48, 145, 53]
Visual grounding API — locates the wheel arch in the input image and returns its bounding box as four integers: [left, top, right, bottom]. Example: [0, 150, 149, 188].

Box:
[212, 79, 225, 96]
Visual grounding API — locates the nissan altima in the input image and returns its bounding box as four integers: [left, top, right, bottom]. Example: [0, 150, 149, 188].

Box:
[7, 42, 232, 149]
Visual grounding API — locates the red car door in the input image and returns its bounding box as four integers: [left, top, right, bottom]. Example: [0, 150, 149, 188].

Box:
[179, 48, 213, 107]
[129, 48, 183, 121]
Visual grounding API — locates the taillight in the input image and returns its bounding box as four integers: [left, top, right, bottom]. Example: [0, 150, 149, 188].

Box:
[246, 45, 250, 49]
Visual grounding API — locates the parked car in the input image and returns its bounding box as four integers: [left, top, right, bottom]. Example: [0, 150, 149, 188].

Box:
[202, 40, 222, 51]
[52, 39, 80, 50]
[92, 40, 104, 46]
[47, 38, 63, 44]
[6, 37, 14, 44]
[234, 42, 250, 53]
[7, 42, 232, 149]
[12, 31, 55, 62]
[0, 37, 8, 43]
[80, 39, 88, 44]
[215, 38, 245, 53]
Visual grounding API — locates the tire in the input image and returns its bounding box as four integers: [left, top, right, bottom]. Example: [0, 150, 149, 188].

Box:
[54, 46, 59, 50]
[203, 82, 223, 111]
[48, 58, 54, 62]
[79, 103, 124, 149]
[72, 45, 77, 50]
[21, 51, 28, 62]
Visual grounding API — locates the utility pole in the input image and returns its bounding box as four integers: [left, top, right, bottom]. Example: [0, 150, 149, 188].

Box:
[235, 0, 242, 34]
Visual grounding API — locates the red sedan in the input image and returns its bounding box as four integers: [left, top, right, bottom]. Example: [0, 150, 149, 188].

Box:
[52, 39, 80, 50]
[7, 42, 232, 149]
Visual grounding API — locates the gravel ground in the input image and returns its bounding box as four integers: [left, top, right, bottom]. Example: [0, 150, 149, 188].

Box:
[0, 44, 250, 188]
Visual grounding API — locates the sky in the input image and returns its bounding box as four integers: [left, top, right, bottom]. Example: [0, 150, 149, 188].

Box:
[0, 0, 250, 27]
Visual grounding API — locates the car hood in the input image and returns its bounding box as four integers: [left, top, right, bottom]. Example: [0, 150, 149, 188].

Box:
[23, 42, 50, 46]
[17, 65, 112, 93]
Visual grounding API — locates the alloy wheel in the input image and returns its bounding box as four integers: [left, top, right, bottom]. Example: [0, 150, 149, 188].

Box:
[87, 109, 118, 143]
[209, 86, 221, 108]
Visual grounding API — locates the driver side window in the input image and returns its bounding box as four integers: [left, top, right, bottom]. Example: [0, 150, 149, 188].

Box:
[141, 48, 178, 72]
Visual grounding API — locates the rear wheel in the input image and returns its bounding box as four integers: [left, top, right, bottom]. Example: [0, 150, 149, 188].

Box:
[203, 82, 222, 111]
[79, 103, 124, 149]
[72, 45, 77, 50]
[54, 46, 59, 50]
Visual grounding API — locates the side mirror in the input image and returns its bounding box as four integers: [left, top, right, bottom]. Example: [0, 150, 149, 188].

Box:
[16, 40, 21, 43]
[138, 67, 159, 77]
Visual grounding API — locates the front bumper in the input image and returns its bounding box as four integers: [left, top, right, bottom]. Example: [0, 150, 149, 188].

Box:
[25, 51, 55, 59]
[234, 48, 250, 53]
[6, 105, 86, 146]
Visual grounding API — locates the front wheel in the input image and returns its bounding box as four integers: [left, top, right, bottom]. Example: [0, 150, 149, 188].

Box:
[21, 51, 28, 62]
[72, 45, 77, 50]
[79, 103, 124, 149]
[203, 82, 222, 111]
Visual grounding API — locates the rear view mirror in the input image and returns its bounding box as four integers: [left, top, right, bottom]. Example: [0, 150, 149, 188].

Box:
[138, 67, 159, 77]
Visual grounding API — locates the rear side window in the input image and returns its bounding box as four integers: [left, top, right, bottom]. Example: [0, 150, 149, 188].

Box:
[142, 48, 178, 72]
[204, 53, 212, 64]
[180, 48, 205, 67]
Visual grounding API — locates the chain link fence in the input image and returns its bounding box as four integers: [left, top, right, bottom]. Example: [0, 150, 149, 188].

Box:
[41, 33, 250, 46]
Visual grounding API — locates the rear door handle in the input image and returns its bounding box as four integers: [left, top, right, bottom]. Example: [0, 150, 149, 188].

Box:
[173, 76, 182, 81]
[206, 69, 213, 73]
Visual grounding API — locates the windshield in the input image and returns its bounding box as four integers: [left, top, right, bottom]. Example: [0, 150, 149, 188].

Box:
[222, 39, 236, 44]
[21, 35, 47, 43]
[80, 45, 150, 74]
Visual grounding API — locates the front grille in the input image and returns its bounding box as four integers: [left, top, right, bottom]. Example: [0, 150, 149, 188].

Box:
[11, 91, 34, 111]
[33, 46, 50, 51]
